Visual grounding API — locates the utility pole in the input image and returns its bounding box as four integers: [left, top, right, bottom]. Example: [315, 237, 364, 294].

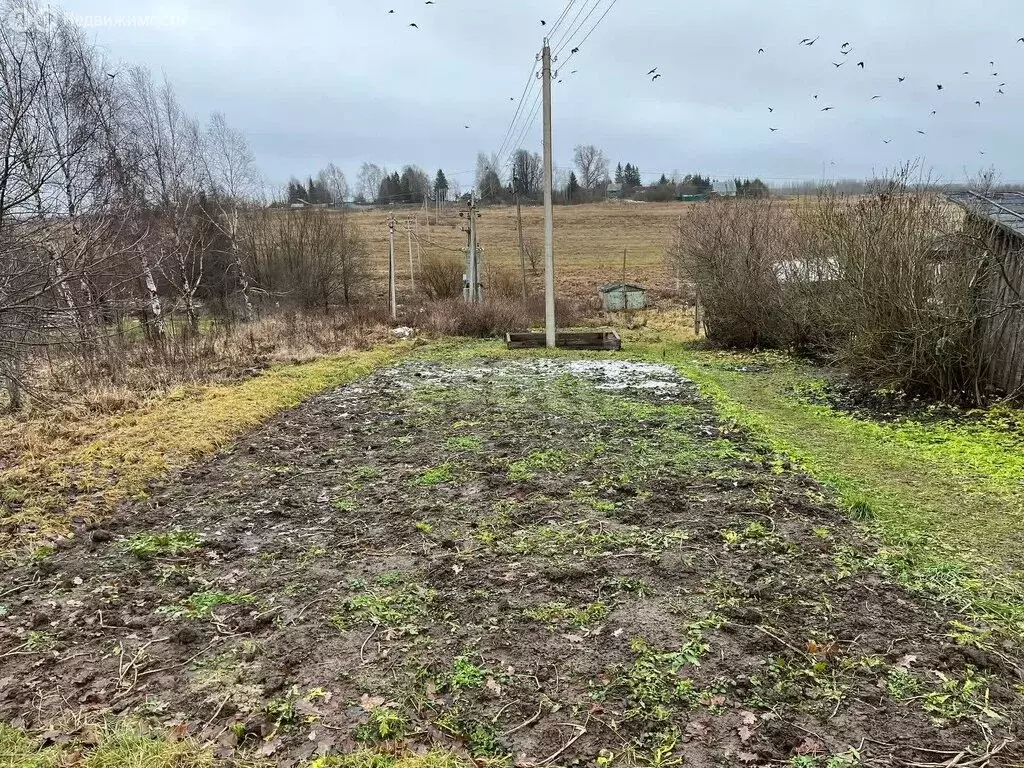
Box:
[541, 39, 556, 348]
[513, 172, 528, 302]
[406, 219, 416, 294]
[468, 194, 480, 302]
[388, 217, 397, 319]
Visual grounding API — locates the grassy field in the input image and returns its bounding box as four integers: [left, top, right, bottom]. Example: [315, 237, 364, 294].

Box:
[350, 201, 688, 302]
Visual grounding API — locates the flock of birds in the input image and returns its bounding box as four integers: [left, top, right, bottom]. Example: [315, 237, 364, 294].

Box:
[385, 4, 1024, 154]
[644, 34, 1024, 150]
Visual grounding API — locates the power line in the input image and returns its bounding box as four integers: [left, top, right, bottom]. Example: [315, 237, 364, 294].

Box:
[504, 90, 543, 174]
[553, 0, 604, 59]
[546, 0, 579, 40]
[550, 0, 598, 56]
[494, 59, 540, 174]
[555, 0, 620, 65]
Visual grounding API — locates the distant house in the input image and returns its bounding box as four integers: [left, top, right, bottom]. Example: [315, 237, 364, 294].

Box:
[606, 183, 622, 199]
[711, 179, 737, 197]
[599, 282, 647, 311]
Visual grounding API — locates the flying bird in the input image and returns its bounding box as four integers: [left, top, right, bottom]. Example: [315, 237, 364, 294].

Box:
[840, 49, 851, 55]
[821, 106, 835, 111]
[999, 88, 1005, 94]
[647, 68, 658, 75]
[464, 125, 470, 129]
[936, 83, 943, 90]
[571, 70, 578, 74]
[841, 41, 851, 49]
[388, 8, 394, 12]
[571, 47, 579, 54]
[883, 139, 892, 144]
[768, 107, 774, 112]
[651, 73, 662, 81]
[540, 19, 546, 25]
[106, 72, 116, 78]
[976, 100, 982, 106]
[425, 1, 434, 4]
[857, 61, 865, 68]
[758, 48, 765, 54]
[833, 61, 844, 68]
[805, 36, 820, 45]
[871, 95, 881, 100]
[917, 130, 926, 134]
[898, 76, 906, 82]
[931, 110, 937, 115]
[769, 127, 778, 132]
[409, 22, 418, 28]
[1018, 37, 1024, 43]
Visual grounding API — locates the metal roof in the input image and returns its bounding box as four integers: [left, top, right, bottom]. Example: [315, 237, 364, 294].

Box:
[599, 282, 647, 293]
[947, 190, 1024, 239]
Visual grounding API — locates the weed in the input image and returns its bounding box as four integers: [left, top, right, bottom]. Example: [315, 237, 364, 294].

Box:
[120, 531, 200, 557]
[885, 667, 921, 700]
[331, 580, 435, 634]
[847, 497, 875, 522]
[446, 655, 489, 691]
[922, 668, 1002, 723]
[414, 463, 456, 486]
[601, 576, 654, 597]
[414, 521, 434, 534]
[356, 707, 409, 742]
[156, 590, 253, 620]
[311, 748, 471, 768]
[444, 435, 484, 452]
[332, 499, 357, 512]
[616, 637, 705, 726]
[507, 449, 573, 481]
[524, 601, 609, 628]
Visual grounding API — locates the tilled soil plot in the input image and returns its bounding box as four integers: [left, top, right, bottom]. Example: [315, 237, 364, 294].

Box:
[1, 358, 1021, 767]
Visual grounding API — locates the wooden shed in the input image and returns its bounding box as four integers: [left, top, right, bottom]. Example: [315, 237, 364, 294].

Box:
[948, 191, 1024, 396]
[600, 282, 647, 311]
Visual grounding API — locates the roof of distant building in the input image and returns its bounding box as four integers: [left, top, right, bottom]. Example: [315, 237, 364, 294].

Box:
[947, 190, 1024, 239]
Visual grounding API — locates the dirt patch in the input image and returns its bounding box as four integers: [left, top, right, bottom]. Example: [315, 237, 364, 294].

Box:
[1, 357, 1021, 766]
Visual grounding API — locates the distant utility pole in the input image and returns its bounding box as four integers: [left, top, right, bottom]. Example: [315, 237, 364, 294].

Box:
[541, 38, 556, 348]
[513, 172, 528, 301]
[406, 219, 416, 294]
[388, 217, 397, 319]
[465, 194, 481, 302]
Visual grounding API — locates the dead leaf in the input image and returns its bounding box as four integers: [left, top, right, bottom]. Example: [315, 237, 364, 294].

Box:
[565, 634, 584, 643]
[738, 725, 753, 742]
[795, 738, 825, 755]
[452, 564, 463, 574]
[738, 752, 759, 764]
[257, 737, 282, 757]
[612, 628, 624, 637]
[740, 710, 757, 725]
[359, 693, 385, 711]
[485, 677, 503, 696]
[685, 721, 707, 736]
[168, 723, 189, 742]
[708, 694, 726, 706]
[896, 654, 918, 670]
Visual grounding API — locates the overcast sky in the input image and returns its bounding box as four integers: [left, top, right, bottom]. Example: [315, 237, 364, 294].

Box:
[58, 0, 1024, 191]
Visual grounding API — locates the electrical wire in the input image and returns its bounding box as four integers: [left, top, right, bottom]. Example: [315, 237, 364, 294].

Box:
[494, 58, 540, 172]
[553, 0, 604, 59]
[550, 0, 597, 55]
[546, 0, 579, 41]
[504, 90, 543, 175]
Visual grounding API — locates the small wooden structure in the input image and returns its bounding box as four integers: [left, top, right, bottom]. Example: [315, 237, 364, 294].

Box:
[599, 282, 647, 311]
[506, 331, 622, 351]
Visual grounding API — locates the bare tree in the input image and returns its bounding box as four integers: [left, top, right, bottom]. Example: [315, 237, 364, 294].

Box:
[573, 144, 610, 189]
[318, 162, 349, 205]
[356, 162, 384, 203]
[511, 149, 542, 198]
[203, 111, 261, 319]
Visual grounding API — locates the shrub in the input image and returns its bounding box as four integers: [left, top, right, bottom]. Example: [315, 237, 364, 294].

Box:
[419, 256, 464, 300]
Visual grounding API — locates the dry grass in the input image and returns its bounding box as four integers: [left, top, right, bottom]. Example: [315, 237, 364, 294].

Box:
[0, 344, 408, 558]
[352, 202, 692, 303]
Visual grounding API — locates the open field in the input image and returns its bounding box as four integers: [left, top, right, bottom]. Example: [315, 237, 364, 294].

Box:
[2, 337, 1023, 767]
[350, 202, 689, 304]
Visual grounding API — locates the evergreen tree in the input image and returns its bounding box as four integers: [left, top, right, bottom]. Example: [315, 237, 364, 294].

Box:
[434, 169, 449, 201]
[567, 171, 580, 203]
[614, 163, 624, 184]
[658, 173, 670, 186]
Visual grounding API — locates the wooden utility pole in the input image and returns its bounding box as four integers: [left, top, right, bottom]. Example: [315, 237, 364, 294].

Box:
[513, 172, 528, 301]
[541, 39, 556, 348]
[406, 219, 416, 294]
[388, 217, 397, 319]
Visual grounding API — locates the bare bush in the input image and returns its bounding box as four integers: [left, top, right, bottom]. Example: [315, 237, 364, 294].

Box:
[670, 198, 806, 348]
[418, 299, 529, 338]
[484, 265, 522, 300]
[523, 237, 541, 274]
[419, 256, 464, 300]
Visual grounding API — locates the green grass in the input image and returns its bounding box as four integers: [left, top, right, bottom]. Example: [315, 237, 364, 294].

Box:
[120, 531, 200, 557]
[524, 600, 610, 628]
[0, 721, 214, 768]
[634, 344, 1024, 640]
